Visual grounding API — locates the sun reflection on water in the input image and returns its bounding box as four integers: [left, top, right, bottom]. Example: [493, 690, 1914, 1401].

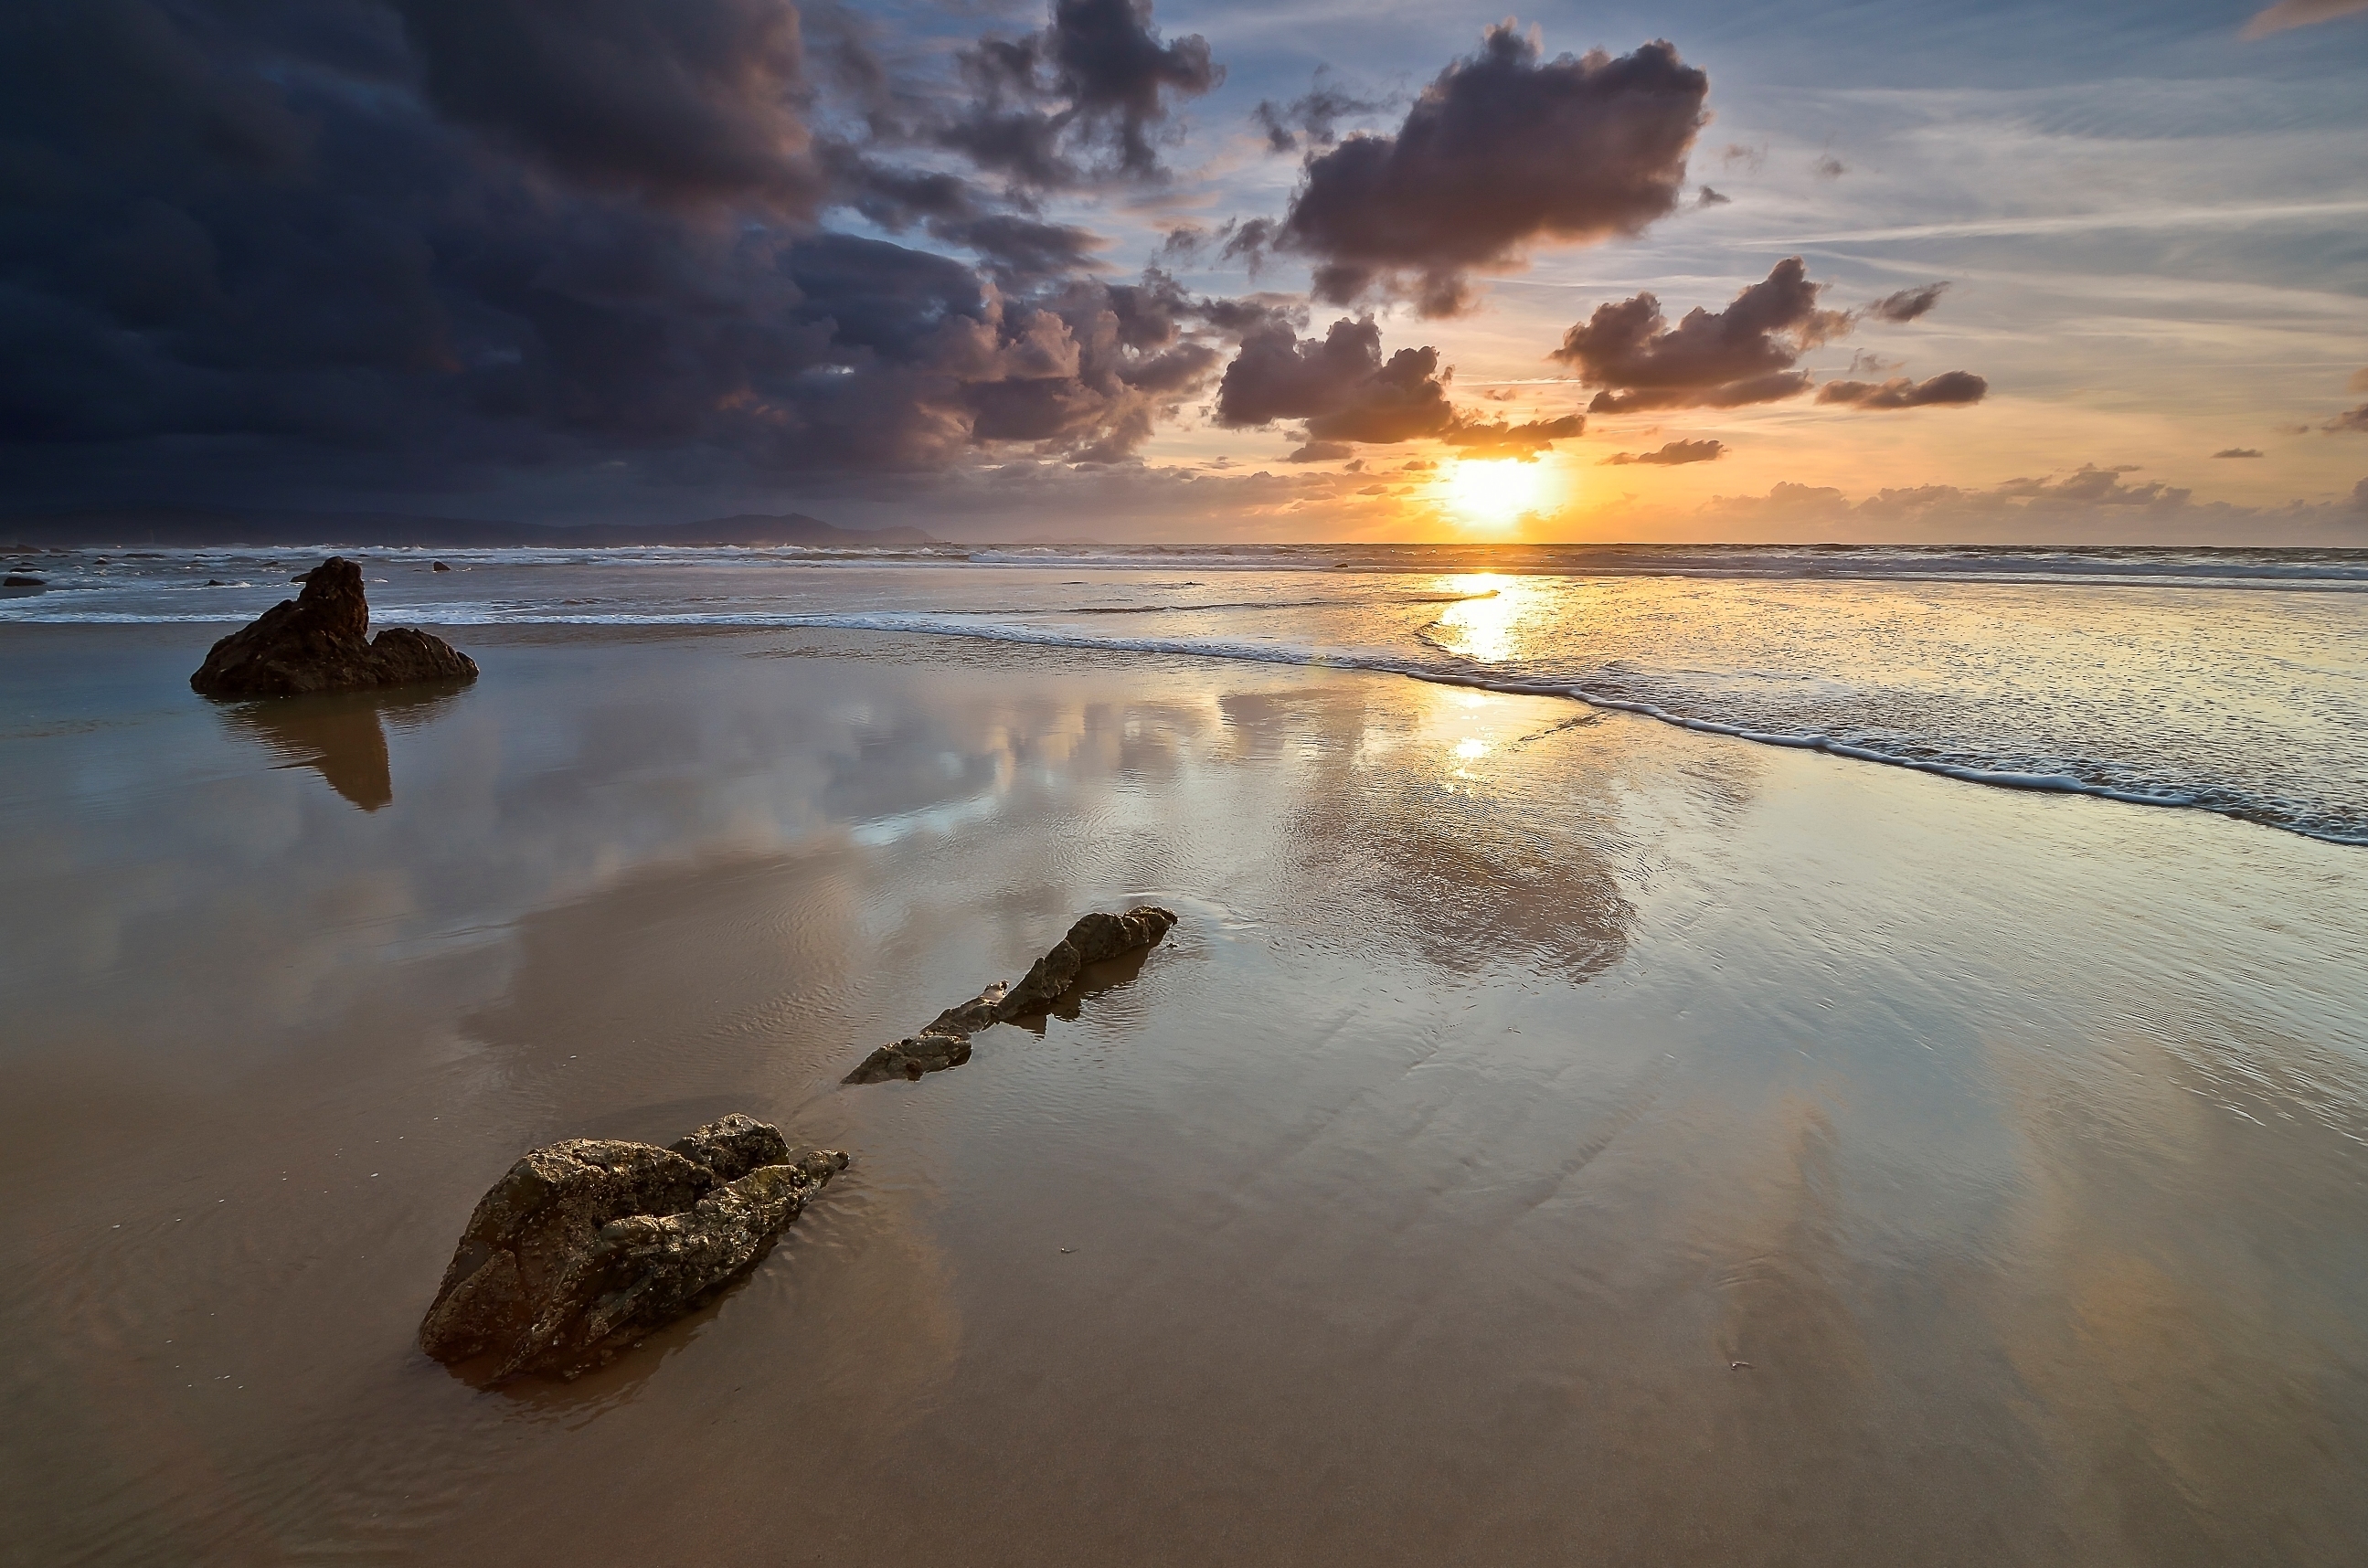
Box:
[1428, 573, 1530, 663]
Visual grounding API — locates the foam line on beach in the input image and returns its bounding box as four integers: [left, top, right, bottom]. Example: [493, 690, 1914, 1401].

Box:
[5, 599, 2360, 845]
[377, 607, 2361, 847]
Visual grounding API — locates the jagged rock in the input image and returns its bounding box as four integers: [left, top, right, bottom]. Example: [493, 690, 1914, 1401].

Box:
[844, 907, 1177, 1085]
[431, 560, 451, 571]
[419, 1114, 845, 1380]
[998, 906, 1177, 1019]
[4, 574, 44, 587]
[190, 556, 478, 697]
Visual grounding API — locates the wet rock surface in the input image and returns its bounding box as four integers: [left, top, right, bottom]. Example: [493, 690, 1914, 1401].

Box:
[3, 574, 43, 587]
[419, 1114, 846, 1381]
[845, 907, 1177, 1084]
[190, 556, 477, 696]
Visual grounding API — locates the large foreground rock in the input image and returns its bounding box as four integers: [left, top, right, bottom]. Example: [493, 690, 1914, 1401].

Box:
[191, 556, 476, 696]
[846, 906, 1177, 1084]
[419, 1115, 846, 1380]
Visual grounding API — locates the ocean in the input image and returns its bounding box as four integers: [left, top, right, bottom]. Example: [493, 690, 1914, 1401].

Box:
[11, 540, 2365, 844]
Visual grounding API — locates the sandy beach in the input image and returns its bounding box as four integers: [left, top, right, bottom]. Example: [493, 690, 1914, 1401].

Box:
[4, 618, 2364, 1565]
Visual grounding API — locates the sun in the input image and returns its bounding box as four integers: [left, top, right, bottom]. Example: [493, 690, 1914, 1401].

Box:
[1443, 459, 1547, 530]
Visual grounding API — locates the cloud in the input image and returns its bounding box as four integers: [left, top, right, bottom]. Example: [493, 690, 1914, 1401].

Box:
[1441, 416, 1586, 458]
[940, 0, 1221, 185]
[1213, 315, 1584, 452]
[2213, 448, 2266, 458]
[1252, 72, 1382, 153]
[2326, 405, 2368, 433]
[1866, 283, 1950, 323]
[1697, 186, 1732, 207]
[1215, 316, 1459, 442]
[1269, 26, 1708, 316]
[1813, 155, 1847, 179]
[928, 215, 1107, 287]
[2351, 367, 2368, 392]
[1816, 372, 1989, 409]
[0, 0, 1264, 508]
[1606, 439, 1724, 465]
[1651, 462, 2368, 546]
[391, 0, 825, 211]
[1287, 440, 1354, 462]
[2242, 2, 2368, 39]
[1550, 258, 1848, 412]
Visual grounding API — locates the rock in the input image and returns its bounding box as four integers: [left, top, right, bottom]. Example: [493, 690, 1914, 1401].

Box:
[844, 907, 1177, 1085]
[3, 574, 43, 588]
[844, 1031, 975, 1085]
[432, 560, 451, 572]
[419, 1114, 845, 1380]
[998, 906, 1178, 1019]
[190, 556, 478, 697]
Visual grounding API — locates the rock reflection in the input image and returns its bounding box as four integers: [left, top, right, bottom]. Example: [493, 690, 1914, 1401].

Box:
[217, 683, 469, 810]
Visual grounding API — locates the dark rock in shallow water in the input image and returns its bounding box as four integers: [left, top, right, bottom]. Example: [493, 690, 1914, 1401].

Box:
[4, 574, 44, 587]
[999, 906, 1178, 1020]
[844, 907, 1177, 1085]
[190, 556, 477, 696]
[431, 560, 451, 571]
[419, 1114, 846, 1380]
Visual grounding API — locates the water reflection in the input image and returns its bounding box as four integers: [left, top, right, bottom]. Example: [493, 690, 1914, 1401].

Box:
[216, 683, 470, 810]
[1421, 573, 1532, 662]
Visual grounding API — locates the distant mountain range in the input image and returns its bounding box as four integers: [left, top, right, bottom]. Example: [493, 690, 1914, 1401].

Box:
[0, 506, 940, 549]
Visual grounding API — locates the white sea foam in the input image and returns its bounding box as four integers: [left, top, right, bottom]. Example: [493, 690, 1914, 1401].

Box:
[6, 544, 2363, 844]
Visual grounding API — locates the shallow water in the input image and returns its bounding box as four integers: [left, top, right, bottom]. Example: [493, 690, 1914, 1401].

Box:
[2, 621, 2365, 1565]
[7, 543, 2366, 841]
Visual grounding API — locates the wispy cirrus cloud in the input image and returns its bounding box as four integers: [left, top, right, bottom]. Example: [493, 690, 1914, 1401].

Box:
[2243, 1, 2368, 39]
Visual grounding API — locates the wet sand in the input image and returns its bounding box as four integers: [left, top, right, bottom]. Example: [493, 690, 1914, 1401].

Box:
[3, 621, 2365, 1565]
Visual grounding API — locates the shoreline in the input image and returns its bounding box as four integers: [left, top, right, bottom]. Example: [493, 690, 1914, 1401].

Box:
[8, 613, 2360, 848]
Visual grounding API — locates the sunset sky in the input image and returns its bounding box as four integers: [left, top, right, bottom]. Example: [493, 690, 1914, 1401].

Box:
[5, 0, 2365, 542]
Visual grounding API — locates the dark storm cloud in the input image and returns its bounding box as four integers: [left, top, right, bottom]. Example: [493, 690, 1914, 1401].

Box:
[1867, 282, 1950, 323]
[1213, 315, 1582, 453]
[940, 0, 1221, 186]
[928, 216, 1106, 286]
[390, 0, 825, 210]
[1551, 259, 1849, 413]
[1606, 439, 1723, 465]
[0, 0, 1258, 505]
[1251, 73, 1383, 153]
[2326, 405, 2368, 433]
[1816, 372, 1989, 409]
[2213, 448, 2266, 458]
[1697, 186, 1732, 207]
[1267, 26, 1708, 316]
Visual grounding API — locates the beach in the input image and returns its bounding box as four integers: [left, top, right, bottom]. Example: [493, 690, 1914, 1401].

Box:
[4, 577, 2367, 1563]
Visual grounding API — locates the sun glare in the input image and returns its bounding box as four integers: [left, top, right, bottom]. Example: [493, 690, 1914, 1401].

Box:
[1444, 459, 1546, 530]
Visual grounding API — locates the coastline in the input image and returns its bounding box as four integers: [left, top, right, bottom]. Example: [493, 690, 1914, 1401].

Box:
[4, 620, 2365, 1565]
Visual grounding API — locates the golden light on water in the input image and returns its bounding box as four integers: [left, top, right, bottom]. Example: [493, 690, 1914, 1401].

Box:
[1443, 458, 1547, 530]
[1430, 573, 1524, 662]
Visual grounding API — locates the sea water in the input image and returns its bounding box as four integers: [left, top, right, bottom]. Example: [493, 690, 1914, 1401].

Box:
[6, 541, 2366, 842]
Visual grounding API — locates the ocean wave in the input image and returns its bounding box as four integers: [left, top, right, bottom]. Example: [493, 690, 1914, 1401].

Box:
[5, 569, 2360, 847]
[80, 601, 2339, 845]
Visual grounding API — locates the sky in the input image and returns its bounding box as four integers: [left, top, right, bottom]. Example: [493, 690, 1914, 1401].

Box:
[3, 0, 2365, 543]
